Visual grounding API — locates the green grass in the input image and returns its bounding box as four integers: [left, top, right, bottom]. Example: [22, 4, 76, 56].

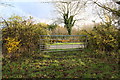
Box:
[2, 49, 119, 78]
[46, 48, 81, 52]
[47, 42, 84, 45]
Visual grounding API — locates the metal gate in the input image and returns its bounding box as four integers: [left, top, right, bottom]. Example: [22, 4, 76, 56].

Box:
[39, 35, 88, 52]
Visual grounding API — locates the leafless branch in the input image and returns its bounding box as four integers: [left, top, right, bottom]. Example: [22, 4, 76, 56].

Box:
[54, 0, 87, 24]
[94, 1, 120, 17]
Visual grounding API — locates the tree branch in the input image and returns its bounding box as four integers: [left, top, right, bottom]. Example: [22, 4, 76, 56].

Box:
[94, 1, 120, 17]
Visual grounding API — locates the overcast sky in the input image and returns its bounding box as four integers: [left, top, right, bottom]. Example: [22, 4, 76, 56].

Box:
[0, 0, 114, 28]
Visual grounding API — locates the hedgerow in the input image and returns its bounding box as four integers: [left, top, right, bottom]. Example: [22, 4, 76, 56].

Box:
[80, 22, 120, 52]
[2, 16, 49, 59]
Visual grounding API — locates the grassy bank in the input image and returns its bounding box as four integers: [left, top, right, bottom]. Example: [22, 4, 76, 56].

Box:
[2, 49, 119, 78]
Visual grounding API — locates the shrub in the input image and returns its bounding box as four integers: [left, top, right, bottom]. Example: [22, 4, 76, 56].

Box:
[81, 23, 119, 52]
[2, 16, 49, 59]
[4, 37, 21, 58]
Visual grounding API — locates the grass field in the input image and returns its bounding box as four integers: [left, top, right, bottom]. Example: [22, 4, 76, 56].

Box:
[2, 49, 119, 78]
[46, 48, 81, 52]
[47, 42, 84, 45]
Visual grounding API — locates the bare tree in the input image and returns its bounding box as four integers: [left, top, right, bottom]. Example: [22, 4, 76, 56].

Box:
[93, 1, 120, 17]
[91, 0, 120, 28]
[54, 0, 87, 35]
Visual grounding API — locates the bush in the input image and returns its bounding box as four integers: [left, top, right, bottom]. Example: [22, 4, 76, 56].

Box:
[81, 23, 119, 52]
[4, 37, 21, 58]
[2, 16, 49, 59]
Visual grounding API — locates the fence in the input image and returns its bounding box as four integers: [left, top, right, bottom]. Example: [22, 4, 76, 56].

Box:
[39, 35, 88, 52]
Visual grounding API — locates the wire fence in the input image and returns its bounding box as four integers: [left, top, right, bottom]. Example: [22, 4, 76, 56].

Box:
[39, 35, 88, 52]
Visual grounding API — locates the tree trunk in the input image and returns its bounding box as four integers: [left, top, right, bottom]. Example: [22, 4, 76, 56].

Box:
[67, 27, 72, 35]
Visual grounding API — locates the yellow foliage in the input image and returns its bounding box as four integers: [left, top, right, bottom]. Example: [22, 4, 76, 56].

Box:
[82, 22, 119, 51]
[2, 16, 49, 59]
[5, 37, 21, 54]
